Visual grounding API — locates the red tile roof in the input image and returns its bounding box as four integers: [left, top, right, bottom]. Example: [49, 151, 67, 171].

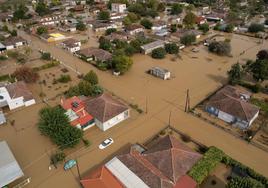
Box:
[117, 135, 202, 188]
[80, 166, 124, 188]
[174, 175, 197, 188]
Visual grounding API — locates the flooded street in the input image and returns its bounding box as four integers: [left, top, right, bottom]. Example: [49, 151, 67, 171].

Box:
[1, 29, 268, 188]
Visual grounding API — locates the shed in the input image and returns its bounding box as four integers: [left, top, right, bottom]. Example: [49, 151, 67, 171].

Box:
[149, 67, 171, 80]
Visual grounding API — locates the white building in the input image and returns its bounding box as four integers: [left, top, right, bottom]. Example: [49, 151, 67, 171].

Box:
[149, 67, 171, 80]
[61, 38, 81, 53]
[141, 40, 166, 54]
[111, 3, 127, 13]
[0, 81, 36, 110]
[84, 93, 129, 131]
[2, 36, 27, 50]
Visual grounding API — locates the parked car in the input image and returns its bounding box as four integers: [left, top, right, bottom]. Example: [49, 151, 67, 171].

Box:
[99, 138, 114, 149]
[64, 159, 77, 170]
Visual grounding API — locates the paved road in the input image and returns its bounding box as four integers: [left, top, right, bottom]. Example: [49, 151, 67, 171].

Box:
[12, 28, 268, 187]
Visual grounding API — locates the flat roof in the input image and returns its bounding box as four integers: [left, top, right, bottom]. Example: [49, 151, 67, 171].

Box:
[0, 141, 24, 187]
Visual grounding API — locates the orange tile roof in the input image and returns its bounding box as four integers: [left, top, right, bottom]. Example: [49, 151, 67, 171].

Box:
[80, 166, 124, 188]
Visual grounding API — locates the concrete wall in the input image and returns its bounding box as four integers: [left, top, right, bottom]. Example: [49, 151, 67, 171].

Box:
[8, 97, 24, 110]
[24, 99, 36, 107]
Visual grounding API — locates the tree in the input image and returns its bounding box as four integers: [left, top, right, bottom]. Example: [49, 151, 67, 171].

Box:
[257, 50, 268, 60]
[170, 24, 177, 33]
[152, 47, 166, 59]
[105, 28, 117, 35]
[12, 66, 39, 83]
[180, 34, 196, 46]
[165, 43, 179, 54]
[140, 18, 153, 29]
[38, 106, 83, 149]
[76, 21, 86, 31]
[225, 24, 235, 33]
[41, 52, 51, 60]
[183, 11, 197, 28]
[127, 12, 139, 23]
[157, 2, 166, 12]
[13, 4, 28, 20]
[208, 41, 231, 56]
[248, 23, 264, 33]
[98, 11, 110, 21]
[198, 23, 209, 33]
[36, 1, 50, 16]
[10, 29, 17, 36]
[84, 70, 98, 85]
[99, 37, 113, 51]
[37, 26, 48, 35]
[228, 63, 243, 84]
[248, 59, 268, 81]
[112, 55, 133, 74]
[171, 3, 183, 15]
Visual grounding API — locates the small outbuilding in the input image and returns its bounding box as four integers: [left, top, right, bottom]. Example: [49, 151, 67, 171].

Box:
[148, 67, 171, 80]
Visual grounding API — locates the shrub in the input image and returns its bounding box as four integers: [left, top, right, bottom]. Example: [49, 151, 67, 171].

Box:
[165, 43, 179, 54]
[57, 75, 71, 83]
[82, 138, 90, 147]
[227, 177, 265, 188]
[199, 23, 209, 33]
[248, 23, 264, 33]
[188, 146, 224, 184]
[33, 60, 60, 71]
[36, 26, 48, 35]
[180, 34, 196, 46]
[112, 55, 133, 74]
[181, 134, 191, 143]
[76, 21, 87, 31]
[208, 41, 231, 56]
[41, 52, 51, 60]
[50, 151, 66, 165]
[238, 81, 261, 93]
[12, 66, 39, 83]
[140, 18, 153, 29]
[105, 28, 116, 35]
[0, 55, 8, 61]
[151, 47, 166, 59]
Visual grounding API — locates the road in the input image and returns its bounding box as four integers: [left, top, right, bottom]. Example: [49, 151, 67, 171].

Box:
[8, 28, 268, 187]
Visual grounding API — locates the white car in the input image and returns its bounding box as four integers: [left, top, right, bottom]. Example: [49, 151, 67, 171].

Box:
[99, 138, 114, 149]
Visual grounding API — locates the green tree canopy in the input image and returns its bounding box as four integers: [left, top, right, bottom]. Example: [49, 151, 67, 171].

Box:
[112, 55, 133, 74]
[38, 106, 83, 149]
[198, 23, 209, 33]
[208, 41, 231, 56]
[76, 21, 87, 31]
[180, 34, 196, 46]
[183, 11, 197, 28]
[165, 43, 179, 54]
[98, 11, 110, 21]
[228, 63, 243, 84]
[171, 3, 183, 15]
[84, 70, 99, 85]
[248, 23, 264, 33]
[152, 47, 166, 59]
[37, 26, 48, 35]
[140, 18, 153, 29]
[36, 1, 50, 16]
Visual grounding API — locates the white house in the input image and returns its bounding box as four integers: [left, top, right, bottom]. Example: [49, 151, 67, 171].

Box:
[0, 81, 36, 110]
[126, 24, 144, 35]
[206, 85, 259, 129]
[84, 93, 129, 131]
[2, 36, 27, 50]
[111, 3, 127, 13]
[149, 67, 171, 80]
[151, 21, 167, 32]
[61, 38, 81, 53]
[141, 40, 166, 54]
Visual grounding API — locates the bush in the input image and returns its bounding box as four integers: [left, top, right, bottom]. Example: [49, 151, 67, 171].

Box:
[36, 26, 48, 35]
[180, 34, 196, 46]
[12, 66, 39, 83]
[65, 80, 103, 97]
[41, 52, 51, 60]
[188, 146, 224, 184]
[38, 106, 83, 149]
[152, 47, 166, 59]
[105, 28, 116, 35]
[222, 155, 268, 186]
[50, 151, 66, 165]
[165, 43, 179, 54]
[181, 134, 191, 143]
[238, 81, 261, 93]
[76, 21, 87, 31]
[112, 55, 133, 74]
[208, 41, 231, 56]
[140, 18, 153, 29]
[0, 55, 8, 61]
[199, 23, 209, 33]
[82, 138, 90, 147]
[248, 23, 264, 33]
[227, 177, 265, 188]
[57, 75, 71, 83]
[84, 70, 99, 85]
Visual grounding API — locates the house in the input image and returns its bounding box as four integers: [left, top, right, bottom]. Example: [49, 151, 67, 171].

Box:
[40, 14, 67, 25]
[0, 141, 24, 188]
[111, 3, 126, 13]
[59, 24, 77, 32]
[61, 96, 95, 131]
[0, 42, 6, 53]
[206, 85, 259, 129]
[149, 67, 171, 80]
[125, 24, 144, 35]
[196, 16, 207, 25]
[0, 110, 6, 125]
[92, 22, 118, 32]
[61, 38, 81, 53]
[171, 29, 201, 41]
[83, 135, 201, 188]
[2, 36, 27, 50]
[104, 31, 132, 42]
[77, 47, 112, 62]
[205, 13, 224, 22]
[151, 20, 167, 32]
[84, 93, 129, 131]
[0, 81, 36, 110]
[141, 40, 165, 54]
[80, 166, 124, 188]
[110, 13, 127, 20]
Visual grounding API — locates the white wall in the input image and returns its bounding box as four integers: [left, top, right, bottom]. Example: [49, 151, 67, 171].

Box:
[218, 110, 234, 123]
[96, 110, 129, 131]
[24, 99, 36, 107]
[8, 97, 24, 110]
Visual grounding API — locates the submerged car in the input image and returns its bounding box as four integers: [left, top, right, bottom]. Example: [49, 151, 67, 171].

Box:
[64, 159, 77, 170]
[99, 138, 114, 149]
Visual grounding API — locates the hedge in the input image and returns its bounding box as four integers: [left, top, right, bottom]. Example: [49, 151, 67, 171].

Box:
[222, 155, 268, 186]
[188, 146, 224, 184]
[227, 177, 265, 188]
[33, 61, 60, 72]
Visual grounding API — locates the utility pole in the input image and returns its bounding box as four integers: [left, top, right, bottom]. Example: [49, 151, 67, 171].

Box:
[76, 159, 81, 180]
[184, 89, 190, 112]
[145, 96, 148, 114]
[168, 110, 172, 127]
